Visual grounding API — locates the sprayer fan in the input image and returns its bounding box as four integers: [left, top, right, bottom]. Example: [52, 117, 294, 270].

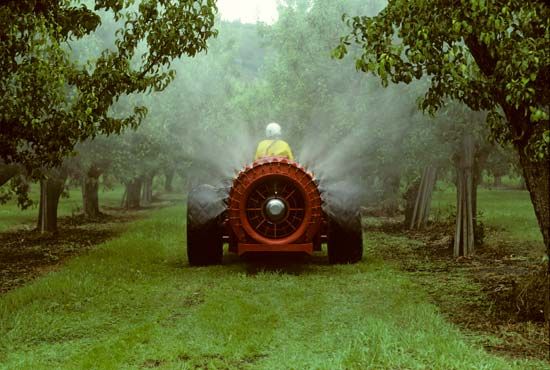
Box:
[245, 176, 305, 239]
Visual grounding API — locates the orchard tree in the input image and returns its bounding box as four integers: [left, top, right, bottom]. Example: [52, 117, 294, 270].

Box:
[68, 138, 114, 218]
[334, 1, 550, 250]
[0, 0, 217, 176]
[112, 129, 163, 209]
[0, 0, 217, 232]
[69, 19, 268, 214]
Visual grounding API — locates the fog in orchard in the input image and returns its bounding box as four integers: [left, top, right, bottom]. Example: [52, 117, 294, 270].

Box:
[70, 0, 501, 214]
[113, 0, 422, 208]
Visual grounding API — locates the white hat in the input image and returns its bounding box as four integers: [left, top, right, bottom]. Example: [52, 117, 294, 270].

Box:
[266, 122, 282, 138]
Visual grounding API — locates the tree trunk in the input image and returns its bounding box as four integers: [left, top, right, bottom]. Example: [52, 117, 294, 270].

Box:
[454, 136, 476, 257]
[37, 168, 68, 234]
[493, 175, 502, 187]
[409, 166, 437, 229]
[518, 152, 550, 250]
[517, 149, 550, 327]
[141, 175, 154, 206]
[124, 178, 142, 209]
[404, 178, 420, 227]
[381, 172, 401, 216]
[466, 34, 549, 324]
[472, 145, 490, 236]
[82, 165, 101, 218]
[165, 169, 175, 192]
[496, 96, 549, 253]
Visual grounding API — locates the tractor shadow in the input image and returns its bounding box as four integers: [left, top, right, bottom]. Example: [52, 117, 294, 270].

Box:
[224, 251, 329, 276]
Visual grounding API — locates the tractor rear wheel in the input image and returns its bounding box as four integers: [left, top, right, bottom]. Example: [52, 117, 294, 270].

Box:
[187, 185, 224, 266]
[326, 199, 363, 264]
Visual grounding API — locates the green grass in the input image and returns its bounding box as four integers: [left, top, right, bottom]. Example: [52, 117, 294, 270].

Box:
[481, 174, 523, 189]
[0, 185, 124, 233]
[1, 206, 547, 369]
[431, 183, 542, 244]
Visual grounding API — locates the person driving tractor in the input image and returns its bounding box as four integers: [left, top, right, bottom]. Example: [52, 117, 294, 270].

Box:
[255, 122, 294, 160]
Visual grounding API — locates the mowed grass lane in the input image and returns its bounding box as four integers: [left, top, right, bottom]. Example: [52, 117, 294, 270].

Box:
[0, 206, 548, 369]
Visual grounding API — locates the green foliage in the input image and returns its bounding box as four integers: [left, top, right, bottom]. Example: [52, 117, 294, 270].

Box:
[256, 0, 376, 141]
[0, 0, 217, 174]
[336, 0, 550, 159]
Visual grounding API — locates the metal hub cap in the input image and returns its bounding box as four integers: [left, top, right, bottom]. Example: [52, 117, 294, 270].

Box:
[265, 198, 286, 222]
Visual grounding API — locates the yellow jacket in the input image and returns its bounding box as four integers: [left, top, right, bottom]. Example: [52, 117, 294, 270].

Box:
[255, 139, 294, 161]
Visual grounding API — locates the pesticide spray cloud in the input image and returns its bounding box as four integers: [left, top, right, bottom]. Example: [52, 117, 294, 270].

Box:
[182, 78, 421, 215]
[296, 81, 421, 208]
[184, 120, 259, 189]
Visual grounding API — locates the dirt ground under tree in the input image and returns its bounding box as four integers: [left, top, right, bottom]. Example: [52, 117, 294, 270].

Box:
[0, 196, 180, 294]
[0, 210, 141, 294]
[364, 215, 549, 361]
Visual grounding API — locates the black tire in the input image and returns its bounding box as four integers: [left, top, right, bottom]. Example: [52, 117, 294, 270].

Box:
[325, 198, 363, 264]
[186, 184, 224, 266]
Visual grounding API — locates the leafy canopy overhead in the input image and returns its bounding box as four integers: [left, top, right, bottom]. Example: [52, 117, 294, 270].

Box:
[0, 0, 217, 174]
[334, 0, 549, 159]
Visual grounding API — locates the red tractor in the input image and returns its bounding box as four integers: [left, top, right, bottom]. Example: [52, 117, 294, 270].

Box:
[186, 156, 363, 265]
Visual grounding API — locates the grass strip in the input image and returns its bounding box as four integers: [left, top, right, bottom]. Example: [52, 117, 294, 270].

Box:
[1, 206, 548, 369]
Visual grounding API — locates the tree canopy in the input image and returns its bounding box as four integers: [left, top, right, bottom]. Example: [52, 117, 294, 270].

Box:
[334, 0, 549, 159]
[0, 0, 217, 174]
[334, 0, 550, 249]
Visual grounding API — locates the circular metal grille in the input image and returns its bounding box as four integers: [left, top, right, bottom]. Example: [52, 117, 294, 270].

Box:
[245, 176, 305, 239]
